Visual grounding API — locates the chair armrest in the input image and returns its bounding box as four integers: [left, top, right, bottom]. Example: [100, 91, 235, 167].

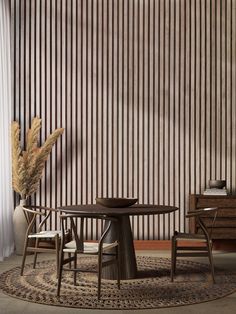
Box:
[186, 207, 218, 218]
[25, 206, 57, 232]
[22, 206, 45, 216]
[26, 205, 58, 212]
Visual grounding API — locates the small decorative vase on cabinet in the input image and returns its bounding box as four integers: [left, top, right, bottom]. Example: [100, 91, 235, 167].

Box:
[13, 199, 27, 255]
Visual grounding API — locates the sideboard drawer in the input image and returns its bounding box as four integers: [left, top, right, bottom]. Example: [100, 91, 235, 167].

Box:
[189, 194, 236, 239]
[197, 198, 236, 208]
[198, 217, 236, 228]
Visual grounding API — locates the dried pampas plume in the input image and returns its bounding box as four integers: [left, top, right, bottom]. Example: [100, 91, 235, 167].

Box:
[11, 117, 64, 199]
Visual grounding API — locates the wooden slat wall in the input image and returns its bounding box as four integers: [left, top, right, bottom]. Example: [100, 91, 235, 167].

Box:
[11, 0, 236, 240]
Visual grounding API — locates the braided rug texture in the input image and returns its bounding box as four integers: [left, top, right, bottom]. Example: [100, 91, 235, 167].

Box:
[1, 256, 236, 309]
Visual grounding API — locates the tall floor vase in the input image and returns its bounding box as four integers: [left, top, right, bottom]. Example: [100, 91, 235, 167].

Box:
[13, 199, 27, 255]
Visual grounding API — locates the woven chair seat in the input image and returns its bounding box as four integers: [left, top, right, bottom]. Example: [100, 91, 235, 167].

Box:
[174, 232, 207, 242]
[28, 230, 61, 239]
[63, 240, 118, 253]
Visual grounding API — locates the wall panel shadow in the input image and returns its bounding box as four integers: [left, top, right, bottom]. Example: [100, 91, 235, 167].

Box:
[11, 0, 236, 240]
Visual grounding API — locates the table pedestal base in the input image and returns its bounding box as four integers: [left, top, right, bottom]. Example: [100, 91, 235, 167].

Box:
[102, 215, 137, 280]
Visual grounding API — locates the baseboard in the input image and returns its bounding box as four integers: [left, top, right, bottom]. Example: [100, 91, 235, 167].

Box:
[134, 240, 236, 251]
[134, 240, 170, 250]
[134, 240, 204, 250]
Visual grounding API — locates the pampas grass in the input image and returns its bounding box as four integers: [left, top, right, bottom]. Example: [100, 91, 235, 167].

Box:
[11, 117, 64, 199]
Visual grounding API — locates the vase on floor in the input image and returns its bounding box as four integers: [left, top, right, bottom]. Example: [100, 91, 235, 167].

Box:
[13, 199, 27, 255]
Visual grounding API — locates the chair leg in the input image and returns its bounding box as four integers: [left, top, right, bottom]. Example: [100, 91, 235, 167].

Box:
[55, 235, 59, 278]
[33, 238, 39, 269]
[207, 241, 215, 283]
[57, 251, 64, 297]
[116, 245, 121, 289]
[171, 236, 174, 282]
[98, 251, 103, 300]
[68, 253, 72, 269]
[173, 240, 177, 275]
[73, 253, 77, 286]
[171, 236, 176, 282]
[21, 237, 29, 276]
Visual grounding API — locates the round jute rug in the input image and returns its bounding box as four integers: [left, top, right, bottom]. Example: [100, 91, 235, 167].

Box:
[0, 256, 236, 310]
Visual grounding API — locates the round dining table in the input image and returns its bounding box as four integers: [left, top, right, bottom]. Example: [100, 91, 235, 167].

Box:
[58, 204, 178, 280]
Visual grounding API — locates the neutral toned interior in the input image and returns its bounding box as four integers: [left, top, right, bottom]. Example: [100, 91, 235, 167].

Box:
[1, 0, 236, 313]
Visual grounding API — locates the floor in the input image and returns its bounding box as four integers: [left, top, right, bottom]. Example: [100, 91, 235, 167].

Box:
[0, 250, 236, 314]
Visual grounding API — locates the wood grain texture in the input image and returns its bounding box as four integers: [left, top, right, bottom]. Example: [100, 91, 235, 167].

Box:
[11, 0, 236, 240]
[189, 194, 236, 239]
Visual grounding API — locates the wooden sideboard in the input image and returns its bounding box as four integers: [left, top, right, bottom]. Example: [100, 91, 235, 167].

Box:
[189, 194, 236, 239]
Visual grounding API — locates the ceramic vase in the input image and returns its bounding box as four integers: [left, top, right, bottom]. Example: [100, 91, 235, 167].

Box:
[13, 199, 27, 255]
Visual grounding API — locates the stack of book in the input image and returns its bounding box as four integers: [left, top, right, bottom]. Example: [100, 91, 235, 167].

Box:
[203, 188, 228, 195]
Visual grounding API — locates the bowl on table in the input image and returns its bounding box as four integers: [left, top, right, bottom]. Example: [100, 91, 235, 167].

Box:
[209, 180, 226, 189]
[95, 197, 138, 208]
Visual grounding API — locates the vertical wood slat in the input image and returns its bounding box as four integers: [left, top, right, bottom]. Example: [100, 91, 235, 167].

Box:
[11, 0, 236, 240]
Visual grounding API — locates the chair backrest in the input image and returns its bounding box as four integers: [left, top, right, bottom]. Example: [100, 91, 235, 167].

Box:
[186, 207, 218, 240]
[59, 214, 119, 253]
[22, 205, 57, 236]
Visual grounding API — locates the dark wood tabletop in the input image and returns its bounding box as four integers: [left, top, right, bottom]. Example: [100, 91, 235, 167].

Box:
[58, 204, 178, 216]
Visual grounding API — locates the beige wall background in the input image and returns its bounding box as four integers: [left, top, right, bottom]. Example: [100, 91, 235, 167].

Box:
[11, 0, 236, 240]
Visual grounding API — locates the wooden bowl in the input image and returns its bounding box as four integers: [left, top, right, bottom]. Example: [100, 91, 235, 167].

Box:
[95, 197, 138, 208]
